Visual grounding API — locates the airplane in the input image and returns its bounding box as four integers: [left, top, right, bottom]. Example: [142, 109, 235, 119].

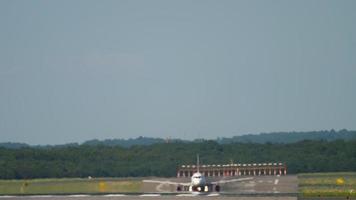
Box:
[143, 155, 253, 193]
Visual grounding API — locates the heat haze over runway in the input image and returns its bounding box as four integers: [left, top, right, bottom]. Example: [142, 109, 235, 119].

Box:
[142, 175, 297, 194]
[0, 175, 298, 200]
[0, 195, 297, 200]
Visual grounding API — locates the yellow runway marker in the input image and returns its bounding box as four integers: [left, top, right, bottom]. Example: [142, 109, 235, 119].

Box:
[336, 178, 345, 185]
[99, 181, 107, 192]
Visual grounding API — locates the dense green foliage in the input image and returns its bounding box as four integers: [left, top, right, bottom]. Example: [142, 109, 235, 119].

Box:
[1, 139, 356, 179]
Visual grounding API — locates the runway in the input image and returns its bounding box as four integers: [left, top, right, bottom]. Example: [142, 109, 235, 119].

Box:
[0, 194, 297, 200]
[0, 175, 298, 199]
[142, 175, 298, 194]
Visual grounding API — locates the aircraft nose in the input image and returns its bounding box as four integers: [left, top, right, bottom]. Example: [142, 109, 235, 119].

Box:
[193, 179, 201, 185]
[197, 178, 203, 185]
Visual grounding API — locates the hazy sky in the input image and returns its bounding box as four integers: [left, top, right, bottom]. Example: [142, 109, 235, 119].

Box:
[1, 0, 355, 145]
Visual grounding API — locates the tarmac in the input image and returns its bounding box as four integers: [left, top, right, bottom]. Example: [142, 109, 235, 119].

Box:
[0, 194, 298, 200]
[0, 175, 299, 200]
[142, 175, 298, 194]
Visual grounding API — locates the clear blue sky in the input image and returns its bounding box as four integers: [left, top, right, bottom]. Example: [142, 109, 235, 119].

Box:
[1, 0, 355, 145]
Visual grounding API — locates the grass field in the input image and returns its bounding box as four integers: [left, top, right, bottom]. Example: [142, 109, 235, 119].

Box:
[0, 178, 142, 195]
[299, 172, 356, 198]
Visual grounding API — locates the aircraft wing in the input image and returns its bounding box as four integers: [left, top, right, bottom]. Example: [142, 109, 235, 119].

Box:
[142, 180, 191, 186]
[211, 177, 253, 184]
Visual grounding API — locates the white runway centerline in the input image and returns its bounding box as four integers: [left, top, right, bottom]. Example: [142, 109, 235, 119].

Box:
[28, 195, 55, 198]
[139, 194, 161, 197]
[207, 193, 220, 197]
[68, 195, 90, 197]
[104, 194, 126, 197]
[274, 179, 279, 185]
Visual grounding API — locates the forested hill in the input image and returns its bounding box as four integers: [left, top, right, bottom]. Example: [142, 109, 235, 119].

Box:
[217, 129, 356, 144]
[0, 137, 179, 149]
[1, 129, 356, 148]
[82, 136, 171, 148]
[0, 139, 355, 179]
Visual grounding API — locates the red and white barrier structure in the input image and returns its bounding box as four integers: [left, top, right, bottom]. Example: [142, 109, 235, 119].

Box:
[177, 162, 287, 177]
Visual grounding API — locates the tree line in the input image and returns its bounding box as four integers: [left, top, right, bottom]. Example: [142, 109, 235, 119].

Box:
[2, 130, 356, 149]
[0, 139, 355, 179]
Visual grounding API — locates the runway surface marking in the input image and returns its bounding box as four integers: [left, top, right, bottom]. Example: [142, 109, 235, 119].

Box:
[156, 183, 166, 192]
[207, 193, 220, 197]
[104, 194, 126, 197]
[28, 195, 56, 198]
[68, 195, 90, 197]
[274, 179, 279, 185]
[272, 178, 279, 193]
[139, 194, 161, 197]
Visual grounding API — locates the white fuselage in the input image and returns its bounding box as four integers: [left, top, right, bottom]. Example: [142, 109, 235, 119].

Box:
[191, 172, 206, 186]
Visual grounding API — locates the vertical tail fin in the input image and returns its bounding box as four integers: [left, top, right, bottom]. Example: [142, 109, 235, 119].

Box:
[197, 154, 200, 173]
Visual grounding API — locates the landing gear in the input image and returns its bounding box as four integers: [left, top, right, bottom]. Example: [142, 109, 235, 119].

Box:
[204, 185, 209, 192]
[215, 185, 220, 192]
[177, 184, 220, 192]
